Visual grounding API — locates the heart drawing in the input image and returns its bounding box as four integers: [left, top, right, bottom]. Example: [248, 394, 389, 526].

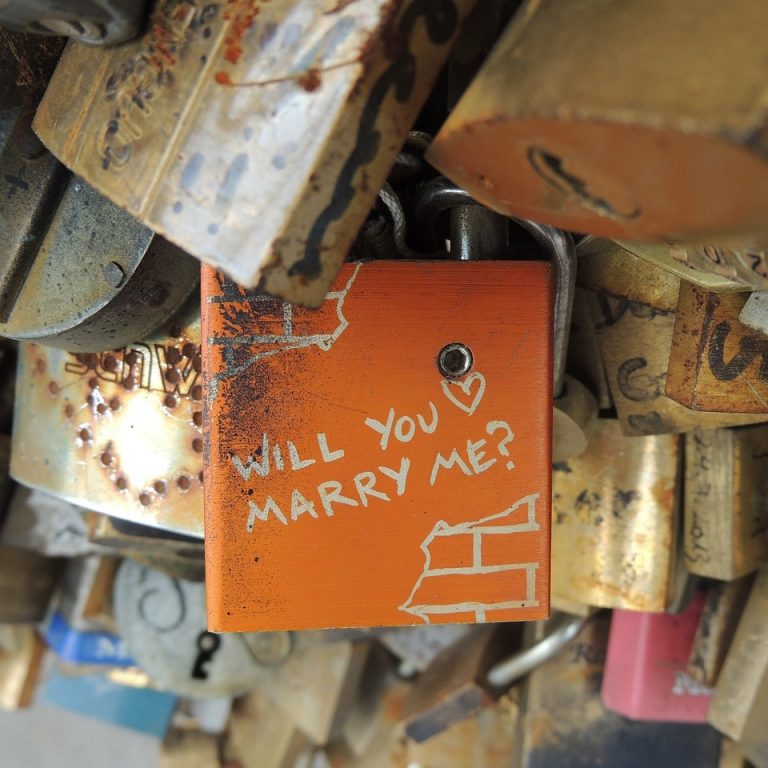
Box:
[440, 372, 486, 416]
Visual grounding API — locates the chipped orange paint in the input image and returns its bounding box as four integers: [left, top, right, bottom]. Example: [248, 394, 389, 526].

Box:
[203, 261, 552, 631]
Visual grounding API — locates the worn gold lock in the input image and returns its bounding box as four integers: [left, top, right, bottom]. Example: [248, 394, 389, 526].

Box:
[34, 0, 476, 306]
[552, 418, 681, 613]
[709, 565, 768, 767]
[684, 427, 768, 580]
[427, 0, 768, 245]
[578, 238, 768, 435]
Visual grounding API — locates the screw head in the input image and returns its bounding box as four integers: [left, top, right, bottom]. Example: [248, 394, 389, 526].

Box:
[437, 343, 473, 378]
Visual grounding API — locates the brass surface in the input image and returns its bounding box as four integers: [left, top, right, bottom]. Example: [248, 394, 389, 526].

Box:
[34, 0, 476, 306]
[709, 565, 768, 766]
[11, 296, 203, 537]
[552, 374, 597, 463]
[0, 626, 45, 709]
[579, 239, 768, 435]
[552, 419, 679, 612]
[685, 428, 768, 579]
[428, 0, 768, 243]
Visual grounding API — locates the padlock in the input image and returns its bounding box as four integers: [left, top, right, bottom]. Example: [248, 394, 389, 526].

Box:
[688, 576, 753, 688]
[427, 0, 768, 245]
[0, 625, 45, 709]
[33, 0, 477, 307]
[259, 639, 370, 746]
[666, 282, 768, 413]
[412, 175, 596, 462]
[709, 564, 768, 767]
[739, 291, 768, 338]
[224, 689, 314, 768]
[514, 613, 724, 768]
[0, 34, 199, 350]
[552, 418, 681, 613]
[0, 1, 147, 45]
[566, 287, 613, 412]
[113, 559, 293, 698]
[11, 293, 204, 537]
[684, 427, 768, 580]
[578, 238, 768, 435]
[87, 514, 206, 582]
[378, 624, 474, 676]
[203, 252, 553, 630]
[602, 591, 712, 723]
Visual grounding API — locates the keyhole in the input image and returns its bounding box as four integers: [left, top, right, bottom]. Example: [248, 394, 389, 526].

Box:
[191, 630, 221, 680]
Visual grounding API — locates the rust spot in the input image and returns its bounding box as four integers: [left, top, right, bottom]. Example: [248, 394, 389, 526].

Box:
[192, 410, 203, 427]
[177, 475, 191, 491]
[64, 403, 75, 418]
[191, 384, 203, 401]
[193, 356, 202, 373]
[79, 427, 92, 442]
[154, 480, 168, 495]
[183, 343, 198, 358]
[96, 402, 108, 415]
[116, 476, 128, 491]
[139, 492, 152, 506]
[125, 351, 139, 366]
[164, 393, 178, 409]
[222, 0, 260, 65]
[166, 347, 181, 365]
[198, 471, 204, 483]
[165, 368, 181, 384]
[215, 71, 233, 85]
[192, 438, 203, 453]
[123, 375, 136, 391]
[48, 381, 60, 395]
[103, 354, 118, 372]
[88, 377, 99, 390]
[109, 397, 121, 411]
[298, 67, 321, 92]
[100, 451, 113, 466]
[169, 324, 183, 338]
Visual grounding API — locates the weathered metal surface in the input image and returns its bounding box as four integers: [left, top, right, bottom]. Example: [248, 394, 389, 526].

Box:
[552, 374, 597, 463]
[203, 261, 553, 631]
[515, 614, 723, 768]
[667, 283, 768, 413]
[684, 427, 768, 579]
[552, 418, 680, 612]
[578, 238, 768, 435]
[0, 625, 46, 709]
[428, 0, 768, 244]
[709, 565, 768, 767]
[0, 177, 200, 352]
[688, 577, 753, 688]
[11, 295, 204, 537]
[34, 0, 477, 306]
[0, 0, 147, 45]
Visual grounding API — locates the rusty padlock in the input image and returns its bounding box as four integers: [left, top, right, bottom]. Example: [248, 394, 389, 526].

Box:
[203, 188, 554, 631]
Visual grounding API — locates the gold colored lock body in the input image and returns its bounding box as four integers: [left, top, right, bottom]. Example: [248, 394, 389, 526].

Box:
[428, 0, 768, 244]
[709, 565, 768, 767]
[578, 238, 768, 435]
[552, 418, 679, 612]
[34, 0, 476, 306]
[685, 427, 768, 579]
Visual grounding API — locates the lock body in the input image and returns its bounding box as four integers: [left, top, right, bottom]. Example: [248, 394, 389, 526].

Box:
[34, 0, 476, 306]
[427, 0, 768, 244]
[579, 238, 768, 435]
[552, 418, 679, 613]
[684, 427, 768, 579]
[203, 260, 553, 631]
[11, 295, 204, 537]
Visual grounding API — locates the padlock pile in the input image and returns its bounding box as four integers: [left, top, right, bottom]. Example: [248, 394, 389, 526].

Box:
[2, 0, 768, 766]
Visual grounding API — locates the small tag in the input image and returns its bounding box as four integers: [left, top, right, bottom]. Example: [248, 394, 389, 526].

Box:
[203, 261, 552, 631]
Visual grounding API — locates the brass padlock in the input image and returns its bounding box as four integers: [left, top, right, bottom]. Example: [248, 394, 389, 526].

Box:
[578, 238, 767, 435]
[684, 427, 768, 579]
[709, 564, 768, 767]
[687, 576, 753, 688]
[11, 293, 203, 538]
[667, 283, 768, 413]
[34, 0, 476, 306]
[552, 418, 680, 613]
[427, 0, 768, 244]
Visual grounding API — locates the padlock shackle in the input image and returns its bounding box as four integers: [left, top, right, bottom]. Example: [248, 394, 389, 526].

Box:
[415, 177, 575, 396]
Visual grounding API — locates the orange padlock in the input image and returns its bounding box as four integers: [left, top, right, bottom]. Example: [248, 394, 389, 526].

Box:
[203, 260, 553, 631]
